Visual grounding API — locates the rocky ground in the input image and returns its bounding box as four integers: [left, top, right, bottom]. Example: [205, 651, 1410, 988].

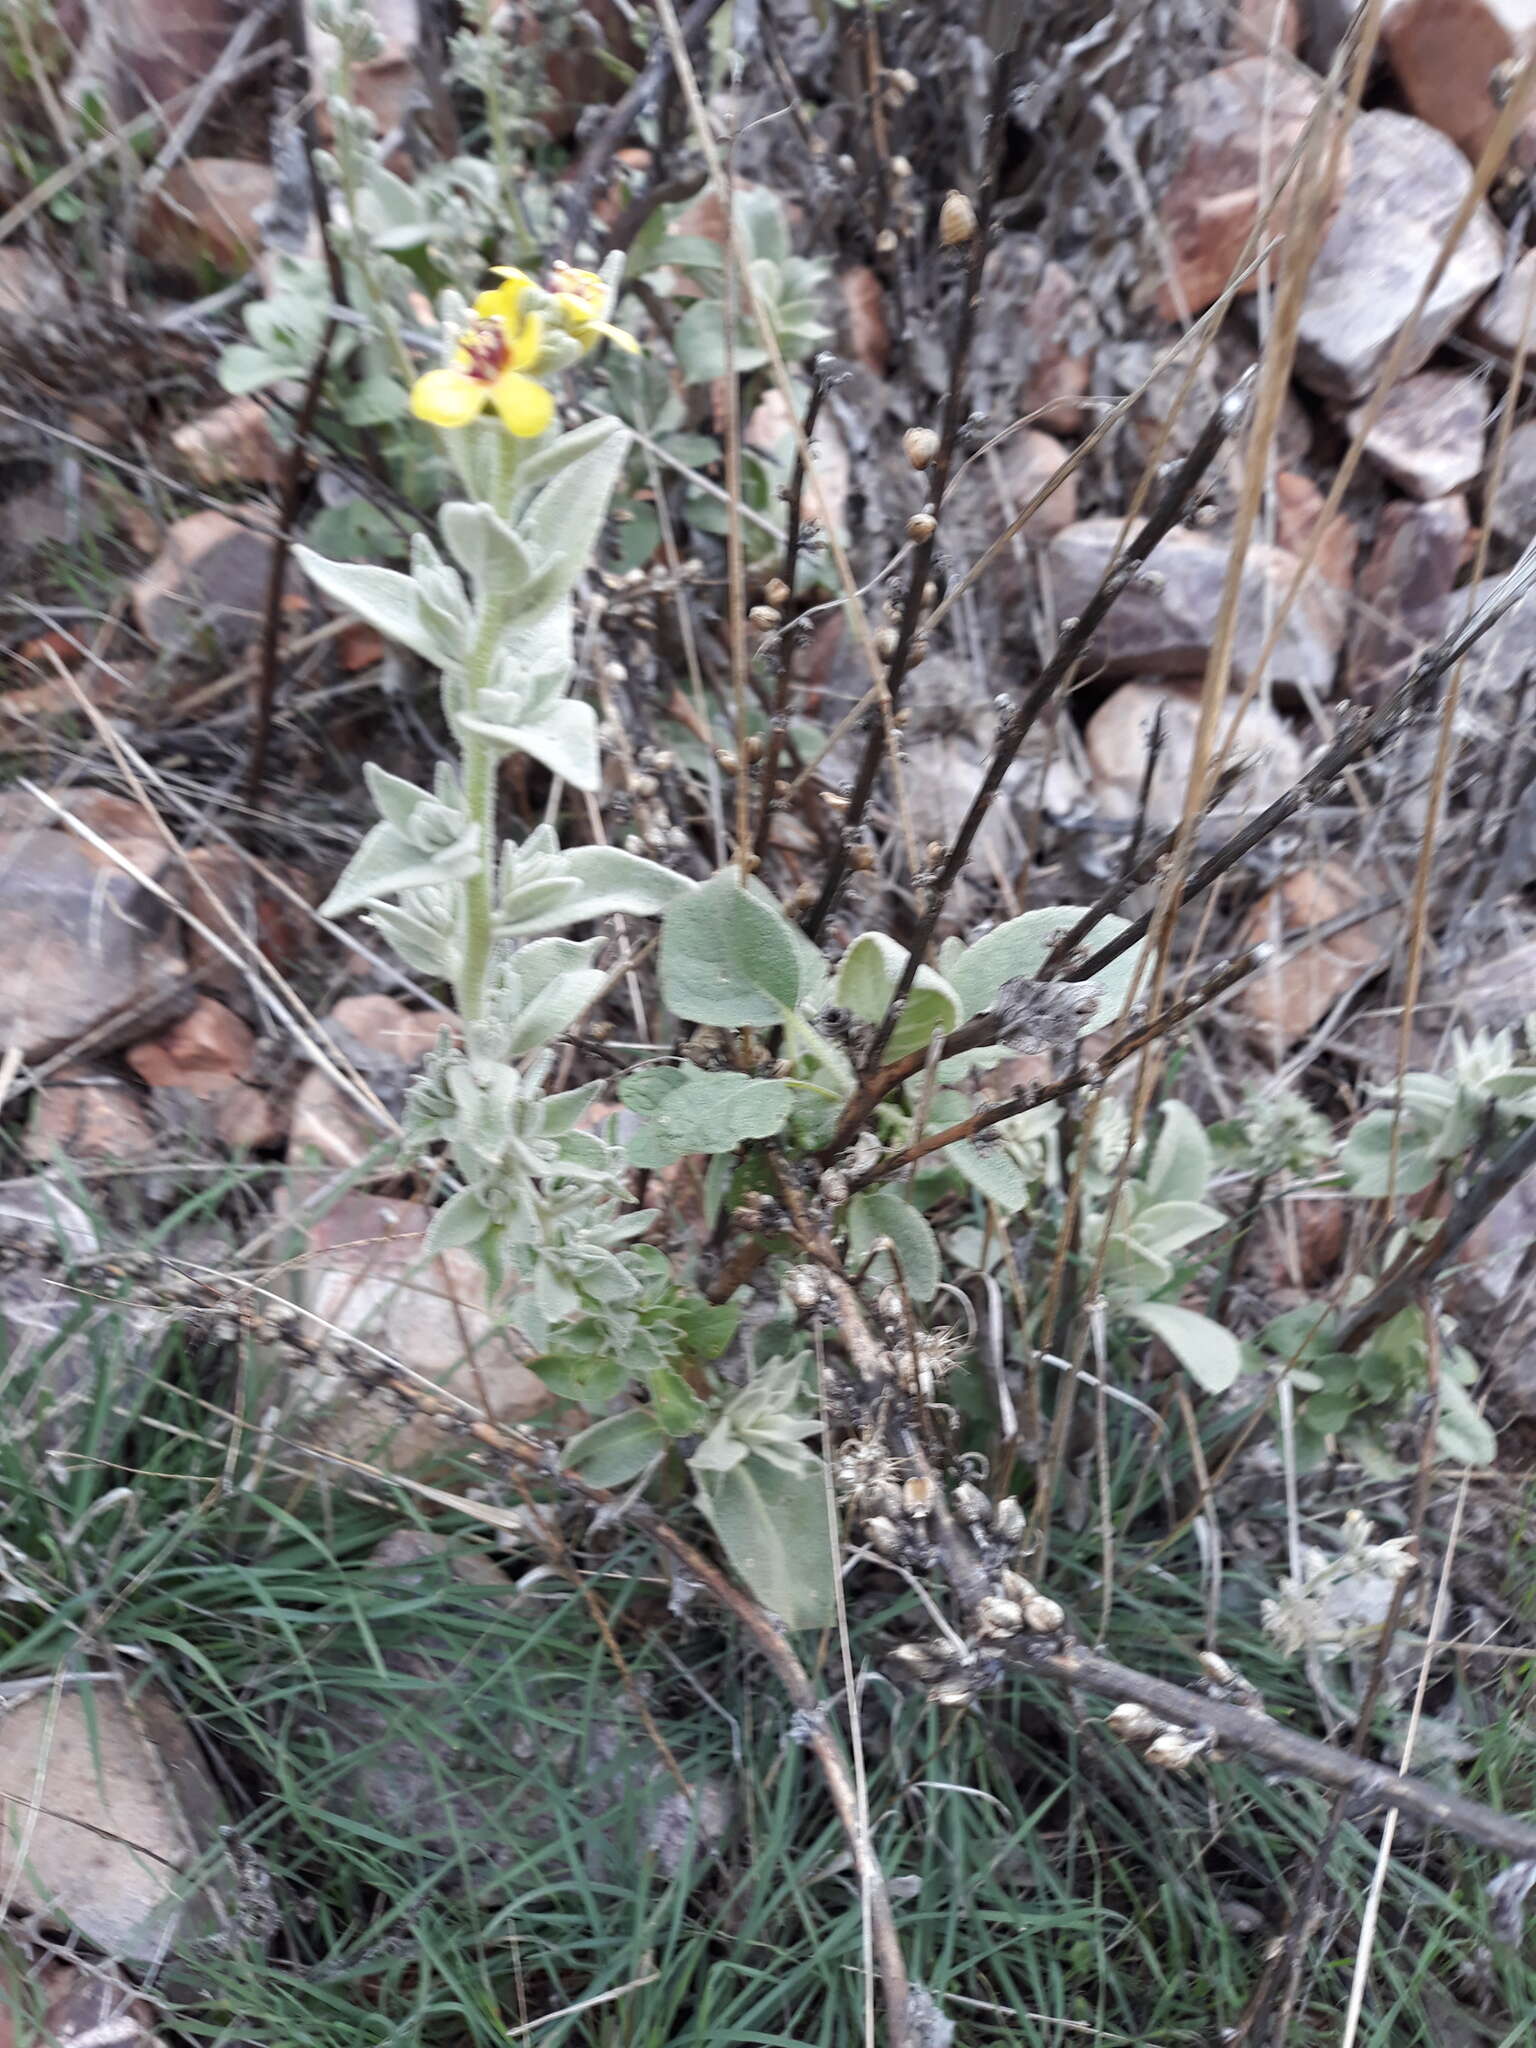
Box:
[4, 0, 1536, 2039]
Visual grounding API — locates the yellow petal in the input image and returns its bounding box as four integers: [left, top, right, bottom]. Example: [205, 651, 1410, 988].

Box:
[410, 367, 489, 428]
[490, 266, 535, 287]
[594, 319, 641, 354]
[509, 309, 544, 371]
[489, 369, 555, 438]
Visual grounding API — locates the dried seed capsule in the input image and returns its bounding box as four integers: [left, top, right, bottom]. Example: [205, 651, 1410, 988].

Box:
[765, 576, 791, 608]
[748, 604, 781, 631]
[906, 510, 937, 543]
[999, 1567, 1036, 1605]
[939, 189, 978, 246]
[903, 427, 940, 470]
[818, 1167, 850, 1206]
[929, 1677, 977, 1709]
[865, 1516, 904, 1558]
[1022, 1594, 1065, 1634]
[890, 1640, 946, 1678]
[1145, 1731, 1206, 1772]
[783, 1266, 821, 1312]
[1106, 1702, 1163, 1744]
[993, 1496, 1027, 1546]
[875, 226, 899, 255]
[975, 1595, 1024, 1639]
[873, 625, 901, 661]
[902, 1474, 937, 1519]
[953, 1481, 991, 1525]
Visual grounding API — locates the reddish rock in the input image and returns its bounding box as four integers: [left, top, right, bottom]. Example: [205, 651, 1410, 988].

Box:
[1236, 864, 1391, 1049]
[27, 1068, 156, 1166]
[126, 996, 281, 1150]
[0, 819, 187, 1060]
[289, 1192, 554, 1469]
[1272, 471, 1358, 591]
[289, 995, 447, 1178]
[1295, 110, 1503, 401]
[837, 265, 889, 378]
[1019, 259, 1095, 433]
[1047, 518, 1345, 691]
[1349, 494, 1469, 694]
[65, 0, 240, 118]
[132, 509, 290, 657]
[1487, 416, 1536, 545]
[1346, 371, 1487, 500]
[325, 992, 448, 1069]
[177, 845, 311, 998]
[1467, 246, 1536, 356]
[0, 248, 68, 324]
[989, 427, 1078, 534]
[747, 387, 849, 536]
[1083, 679, 1305, 830]
[308, 0, 429, 141]
[140, 158, 275, 274]
[1228, 0, 1302, 52]
[1156, 57, 1349, 320]
[127, 995, 254, 1093]
[1381, 0, 1536, 167]
[171, 396, 282, 488]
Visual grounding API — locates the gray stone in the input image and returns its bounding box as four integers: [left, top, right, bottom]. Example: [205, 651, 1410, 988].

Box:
[1346, 370, 1488, 499]
[1348, 495, 1469, 696]
[1046, 518, 1345, 691]
[1487, 418, 1536, 546]
[0, 828, 188, 1060]
[1295, 110, 1503, 401]
[0, 1679, 230, 1963]
[1467, 247, 1536, 358]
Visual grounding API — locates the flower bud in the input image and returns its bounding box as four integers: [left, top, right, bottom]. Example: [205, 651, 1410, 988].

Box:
[1022, 1594, 1065, 1634]
[939, 190, 978, 247]
[903, 427, 940, 470]
[1106, 1702, 1162, 1744]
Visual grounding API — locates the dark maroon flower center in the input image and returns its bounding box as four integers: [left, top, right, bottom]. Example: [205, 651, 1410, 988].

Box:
[460, 320, 510, 385]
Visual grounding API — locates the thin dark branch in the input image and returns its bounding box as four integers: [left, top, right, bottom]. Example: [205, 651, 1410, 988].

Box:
[1335, 1113, 1536, 1353]
[799, 40, 1017, 943]
[1027, 1640, 1536, 1863]
[857, 368, 1255, 1077]
[243, 319, 334, 812]
[1071, 536, 1536, 988]
[563, 0, 726, 248]
[754, 363, 831, 862]
[847, 947, 1267, 1189]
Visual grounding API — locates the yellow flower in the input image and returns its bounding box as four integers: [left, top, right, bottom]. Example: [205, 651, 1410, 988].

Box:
[538, 260, 640, 354]
[409, 271, 555, 436]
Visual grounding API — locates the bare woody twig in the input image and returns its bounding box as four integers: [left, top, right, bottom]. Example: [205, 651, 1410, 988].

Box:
[857, 370, 1256, 1080]
[800, 37, 1019, 943]
[1070, 537, 1536, 987]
